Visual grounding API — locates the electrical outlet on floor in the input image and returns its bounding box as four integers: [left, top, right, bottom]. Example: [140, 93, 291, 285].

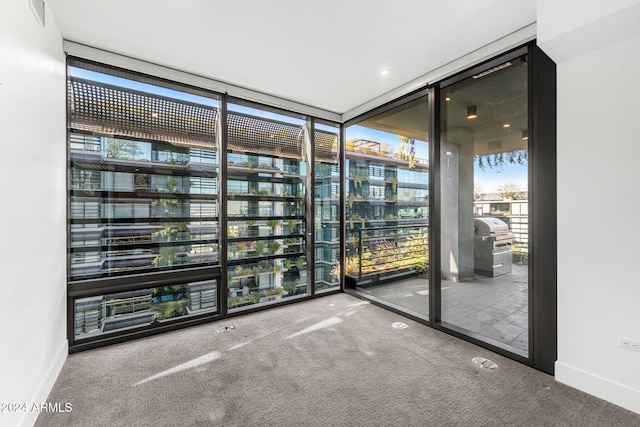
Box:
[619, 337, 640, 353]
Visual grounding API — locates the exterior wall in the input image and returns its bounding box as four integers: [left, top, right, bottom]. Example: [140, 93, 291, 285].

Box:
[0, 2, 67, 427]
[538, 0, 640, 414]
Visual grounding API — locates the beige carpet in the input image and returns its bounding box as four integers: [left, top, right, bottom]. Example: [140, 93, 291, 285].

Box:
[37, 293, 639, 426]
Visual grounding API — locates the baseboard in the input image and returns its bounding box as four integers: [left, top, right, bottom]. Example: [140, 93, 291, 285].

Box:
[19, 339, 68, 427]
[555, 361, 640, 414]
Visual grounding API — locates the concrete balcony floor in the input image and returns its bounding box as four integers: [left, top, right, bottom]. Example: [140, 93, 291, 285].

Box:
[356, 263, 528, 353]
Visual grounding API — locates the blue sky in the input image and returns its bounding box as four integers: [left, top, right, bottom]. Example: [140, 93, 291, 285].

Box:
[474, 160, 527, 193]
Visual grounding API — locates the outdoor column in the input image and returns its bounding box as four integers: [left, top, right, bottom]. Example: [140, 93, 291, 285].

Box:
[440, 127, 474, 281]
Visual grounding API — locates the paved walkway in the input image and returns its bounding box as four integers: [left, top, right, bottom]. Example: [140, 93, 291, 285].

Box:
[356, 264, 529, 353]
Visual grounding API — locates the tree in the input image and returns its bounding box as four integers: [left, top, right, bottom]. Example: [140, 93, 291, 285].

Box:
[475, 149, 528, 171]
[397, 135, 416, 168]
[496, 182, 523, 199]
[474, 183, 483, 200]
[104, 138, 143, 160]
[164, 176, 179, 193]
[158, 176, 180, 218]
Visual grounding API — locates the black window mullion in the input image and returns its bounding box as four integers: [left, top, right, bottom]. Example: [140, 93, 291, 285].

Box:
[219, 93, 229, 316]
[306, 118, 315, 296]
[429, 86, 441, 325]
[339, 123, 346, 291]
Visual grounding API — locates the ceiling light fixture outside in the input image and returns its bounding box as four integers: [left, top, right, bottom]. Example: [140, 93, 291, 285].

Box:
[522, 130, 528, 140]
[472, 62, 512, 79]
[467, 105, 477, 119]
[503, 123, 511, 128]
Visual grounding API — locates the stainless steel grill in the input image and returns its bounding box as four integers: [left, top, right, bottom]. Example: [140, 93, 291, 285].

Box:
[473, 217, 514, 277]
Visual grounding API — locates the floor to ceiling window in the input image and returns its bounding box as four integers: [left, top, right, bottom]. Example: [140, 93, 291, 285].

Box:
[314, 122, 341, 293]
[344, 94, 430, 319]
[438, 53, 530, 356]
[68, 60, 222, 343]
[225, 103, 310, 310]
[67, 59, 343, 351]
[66, 43, 555, 371]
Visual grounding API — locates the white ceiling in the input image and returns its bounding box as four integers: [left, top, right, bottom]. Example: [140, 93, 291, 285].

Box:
[48, 0, 536, 114]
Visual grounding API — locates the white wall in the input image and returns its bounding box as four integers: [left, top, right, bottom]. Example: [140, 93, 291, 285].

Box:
[538, 0, 640, 414]
[0, 2, 67, 426]
[537, 0, 638, 51]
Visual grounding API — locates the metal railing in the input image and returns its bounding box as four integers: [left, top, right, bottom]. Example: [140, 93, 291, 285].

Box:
[350, 224, 428, 278]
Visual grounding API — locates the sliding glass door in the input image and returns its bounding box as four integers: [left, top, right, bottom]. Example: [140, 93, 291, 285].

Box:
[438, 53, 529, 356]
[340, 48, 543, 362]
[344, 94, 430, 319]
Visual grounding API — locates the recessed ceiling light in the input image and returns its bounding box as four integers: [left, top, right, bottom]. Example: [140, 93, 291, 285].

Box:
[445, 97, 451, 102]
[380, 70, 389, 76]
[503, 123, 511, 128]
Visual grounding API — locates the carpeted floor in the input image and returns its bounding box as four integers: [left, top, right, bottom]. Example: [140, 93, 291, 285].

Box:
[37, 293, 640, 426]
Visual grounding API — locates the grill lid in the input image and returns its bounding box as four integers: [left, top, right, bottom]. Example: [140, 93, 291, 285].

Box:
[474, 217, 509, 236]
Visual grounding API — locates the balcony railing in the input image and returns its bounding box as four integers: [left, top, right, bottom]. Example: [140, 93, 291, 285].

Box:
[347, 224, 429, 279]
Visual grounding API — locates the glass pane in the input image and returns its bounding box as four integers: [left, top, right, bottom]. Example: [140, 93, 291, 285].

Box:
[74, 279, 217, 338]
[344, 96, 429, 319]
[314, 122, 340, 292]
[68, 68, 220, 280]
[440, 56, 529, 355]
[226, 104, 308, 310]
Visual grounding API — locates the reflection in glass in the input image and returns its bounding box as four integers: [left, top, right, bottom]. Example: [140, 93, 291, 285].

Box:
[74, 280, 217, 338]
[68, 68, 220, 279]
[344, 96, 429, 318]
[440, 56, 529, 355]
[226, 104, 308, 310]
[314, 122, 341, 292]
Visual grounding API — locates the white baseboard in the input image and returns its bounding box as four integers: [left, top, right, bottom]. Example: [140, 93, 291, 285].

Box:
[19, 339, 68, 427]
[555, 361, 640, 414]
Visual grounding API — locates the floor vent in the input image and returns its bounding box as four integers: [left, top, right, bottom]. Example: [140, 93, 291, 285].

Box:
[391, 322, 408, 329]
[472, 357, 497, 370]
